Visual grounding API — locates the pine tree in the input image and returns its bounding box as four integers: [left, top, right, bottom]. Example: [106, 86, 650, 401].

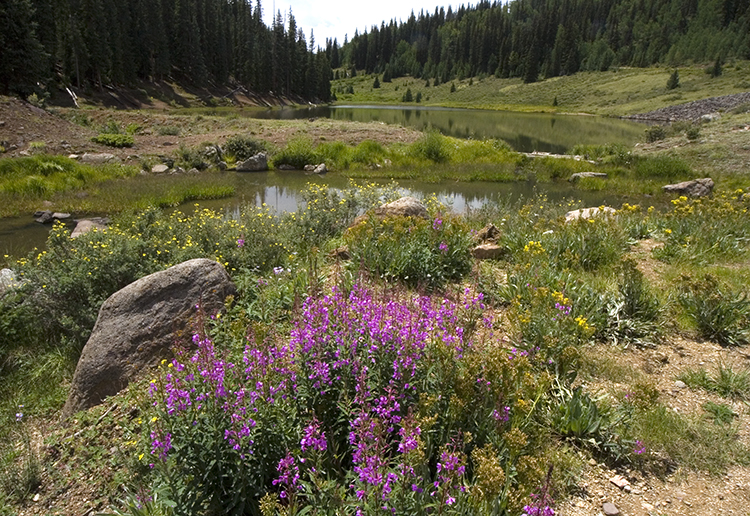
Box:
[0, 0, 46, 95]
[373, 76, 380, 88]
[667, 70, 680, 89]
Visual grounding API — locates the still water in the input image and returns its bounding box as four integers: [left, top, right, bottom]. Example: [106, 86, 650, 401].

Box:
[2, 105, 647, 258]
[187, 104, 644, 154]
[1, 170, 636, 259]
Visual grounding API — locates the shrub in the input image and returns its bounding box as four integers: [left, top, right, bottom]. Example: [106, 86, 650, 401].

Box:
[409, 130, 451, 163]
[272, 136, 317, 169]
[157, 125, 180, 136]
[678, 275, 750, 346]
[644, 126, 666, 143]
[136, 281, 565, 515]
[91, 134, 134, 148]
[633, 155, 691, 180]
[345, 212, 473, 289]
[666, 70, 680, 90]
[685, 126, 701, 141]
[224, 134, 267, 161]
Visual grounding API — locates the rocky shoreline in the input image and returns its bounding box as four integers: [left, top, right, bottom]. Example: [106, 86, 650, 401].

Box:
[626, 91, 750, 122]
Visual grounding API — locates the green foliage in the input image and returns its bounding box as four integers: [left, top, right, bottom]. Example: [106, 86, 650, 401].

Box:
[679, 363, 750, 400]
[702, 401, 736, 425]
[345, 212, 473, 289]
[401, 87, 413, 102]
[409, 130, 451, 163]
[156, 125, 180, 136]
[633, 154, 691, 180]
[272, 136, 316, 169]
[372, 76, 380, 88]
[666, 70, 680, 90]
[0, 420, 40, 505]
[678, 275, 750, 346]
[92, 134, 135, 148]
[174, 144, 208, 170]
[644, 126, 666, 143]
[685, 125, 701, 140]
[604, 259, 662, 346]
[224, 135, 267, 161]
[0, 155, 137, 207]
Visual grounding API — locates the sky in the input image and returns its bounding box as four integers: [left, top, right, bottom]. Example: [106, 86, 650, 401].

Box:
[263, 0, 462, 46]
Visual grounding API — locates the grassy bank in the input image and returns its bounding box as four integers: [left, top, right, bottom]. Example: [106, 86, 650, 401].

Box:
[1, 181, 749, 514]
[332, 62, 750, 116]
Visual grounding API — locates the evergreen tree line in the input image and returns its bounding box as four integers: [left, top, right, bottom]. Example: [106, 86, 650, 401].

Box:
[0, 0, 331, 101]
[342, 0, 750, 83]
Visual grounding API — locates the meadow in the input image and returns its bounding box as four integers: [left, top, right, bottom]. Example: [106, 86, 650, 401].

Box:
[1, 180, 750, 515]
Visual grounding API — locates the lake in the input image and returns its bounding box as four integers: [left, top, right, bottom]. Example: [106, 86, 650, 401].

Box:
[2, 105, 647, 259]
[183, 104, 645, 154]
[1, 170, 637, 259]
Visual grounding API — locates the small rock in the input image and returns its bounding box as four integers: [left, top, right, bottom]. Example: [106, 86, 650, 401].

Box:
[34, 210, 53, 224]
[19, 150, 30, 156]
[52, 212, 71, 220]
[475, 223, 501, 243]
[81, 153, 118, 164]
[642, 502, 654, 511]
[33, 493, 40, 502]
[188, 167, 200, 174]
[471, 244, 508, 260]
[68, 154, 80, 160]
[610, 475, 630, 489]
[151, 164, 169, 174]
[304, 164, 316, 172]
[217, 161, 227, 170]
[674, 380, 687, 389]
[602, 502, 619, 516]
[172, 167, 186, 175]
[313, 163, 327, 174]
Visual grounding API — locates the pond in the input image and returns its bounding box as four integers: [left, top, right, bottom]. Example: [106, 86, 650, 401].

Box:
[1, 170, 638, 259]
[182, 104, 646, 154]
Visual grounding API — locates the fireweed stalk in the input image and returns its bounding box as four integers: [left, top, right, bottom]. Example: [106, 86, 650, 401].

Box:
[143, 282, 564, 515]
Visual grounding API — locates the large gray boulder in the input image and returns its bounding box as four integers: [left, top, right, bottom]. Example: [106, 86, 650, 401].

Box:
[236, 152, 268, 172]
[662, 177, 714, 197]
[62, 259, 236, 417]
[80, 153, 119, 164]
[352, 196, 429, 226]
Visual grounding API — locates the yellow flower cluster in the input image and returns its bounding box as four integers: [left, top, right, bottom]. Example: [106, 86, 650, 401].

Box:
[523, 240, 545, 255]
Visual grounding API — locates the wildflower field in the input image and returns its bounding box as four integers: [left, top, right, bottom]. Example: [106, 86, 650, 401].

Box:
[2, 182, 750, 515]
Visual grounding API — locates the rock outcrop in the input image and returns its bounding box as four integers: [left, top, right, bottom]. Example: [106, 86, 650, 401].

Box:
[62, 259, 236, 417]
[662, 177, 714, 197]
[569, 172, 608, 182]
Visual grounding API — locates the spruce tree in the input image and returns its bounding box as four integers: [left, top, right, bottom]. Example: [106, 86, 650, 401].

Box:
[0, 0, 46, 95]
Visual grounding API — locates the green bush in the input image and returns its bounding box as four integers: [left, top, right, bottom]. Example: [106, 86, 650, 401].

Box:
[644, 126, 666, 143]
[157, 125, 180, 136]
[345, 212, 473, 289]
[224, 134, 267, 161]
[633, 155, 691, 180]
[272, 136, 317, 169]
[409, 130, 451, 163]
[91, 134, 134, 148]
[678, 275, 750, 346]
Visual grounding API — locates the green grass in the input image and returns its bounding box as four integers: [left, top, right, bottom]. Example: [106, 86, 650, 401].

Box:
[678, 363, 750, 400]
[333, 62, 750, 116]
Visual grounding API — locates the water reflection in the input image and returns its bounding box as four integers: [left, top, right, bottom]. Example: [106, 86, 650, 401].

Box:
[178, 105, 645, 154]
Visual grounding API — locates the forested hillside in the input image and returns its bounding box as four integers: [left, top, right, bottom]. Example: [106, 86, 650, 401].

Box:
[342, 0, 750, 84]
[0, 0, 331, 101]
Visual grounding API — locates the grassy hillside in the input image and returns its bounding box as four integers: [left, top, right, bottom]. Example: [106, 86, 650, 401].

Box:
[332, 62, 750, 116]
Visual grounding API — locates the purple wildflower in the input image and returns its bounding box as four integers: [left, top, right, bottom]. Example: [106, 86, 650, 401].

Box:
[237, 238, 245, 248]
[300, 418, 327, 453]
